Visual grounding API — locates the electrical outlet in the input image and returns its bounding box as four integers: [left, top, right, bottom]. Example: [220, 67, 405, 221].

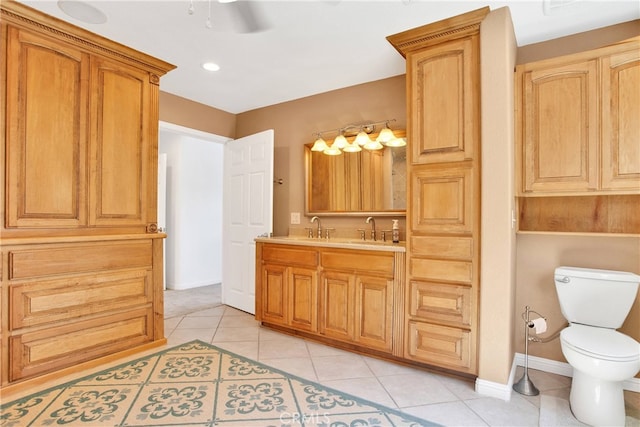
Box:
[290, 212, 300, 225]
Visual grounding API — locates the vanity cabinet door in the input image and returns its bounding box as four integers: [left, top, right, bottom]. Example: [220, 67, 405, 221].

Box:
[260, 263, 288, 326]
[289, 267, 318, 333]
[320, 271, 355, 343]
[355, 274, 393, 352]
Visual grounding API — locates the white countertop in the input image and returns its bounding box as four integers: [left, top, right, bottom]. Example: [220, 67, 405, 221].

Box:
[255, 236, 406, 252]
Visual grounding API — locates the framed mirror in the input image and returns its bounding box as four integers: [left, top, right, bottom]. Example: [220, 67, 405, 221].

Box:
[305, 132, 406, 216]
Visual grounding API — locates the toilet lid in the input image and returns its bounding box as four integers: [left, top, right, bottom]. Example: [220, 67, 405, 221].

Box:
[561, 325, 640, 361]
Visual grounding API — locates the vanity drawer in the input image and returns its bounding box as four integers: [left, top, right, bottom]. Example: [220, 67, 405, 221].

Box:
[409, 258, 473, 284]
[261, 244, 318, 267]
[321, 249, 394, 276]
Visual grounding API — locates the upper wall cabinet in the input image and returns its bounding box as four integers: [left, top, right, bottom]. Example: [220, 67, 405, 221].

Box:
[515, 37, 640, 196]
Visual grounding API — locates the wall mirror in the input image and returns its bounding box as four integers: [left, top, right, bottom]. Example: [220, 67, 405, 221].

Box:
[305, 132, 406, 216]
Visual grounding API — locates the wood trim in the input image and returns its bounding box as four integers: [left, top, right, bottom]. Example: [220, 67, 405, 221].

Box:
[386, 7, 489, 57]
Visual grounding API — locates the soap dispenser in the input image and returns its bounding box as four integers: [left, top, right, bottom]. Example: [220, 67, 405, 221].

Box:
[392, 220, 400, 243]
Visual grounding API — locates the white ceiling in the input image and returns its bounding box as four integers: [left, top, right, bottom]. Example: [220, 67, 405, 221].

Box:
[20, 0, 640, 114]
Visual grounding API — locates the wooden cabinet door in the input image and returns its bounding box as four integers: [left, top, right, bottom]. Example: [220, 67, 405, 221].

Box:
[320, 270, 354, 342]
[5, 27, 89, 228]
[408, 36, 478, 164]
[518, 58, 599, 194]
[601, 44, 640, 191]
[89, 56, 152, 228]
[355, 274, 393, 352]
[260, 263, 288, 326]
[411, 163, 475, 234]
[289, 267, 318, 332]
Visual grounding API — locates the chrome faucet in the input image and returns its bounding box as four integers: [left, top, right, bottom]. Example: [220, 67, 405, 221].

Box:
[365, 216, 376, 241]
[310, 216, 322, 239]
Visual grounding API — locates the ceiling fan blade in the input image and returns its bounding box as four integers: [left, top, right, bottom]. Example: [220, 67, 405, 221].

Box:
[225, 1, 269, 33]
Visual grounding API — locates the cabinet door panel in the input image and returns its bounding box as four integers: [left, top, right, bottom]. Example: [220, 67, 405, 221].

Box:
[289, 267, 317, 332]
[320, 271, 354, 342]
[409, 36, 478, 164]
[261, 264, 287, 326]
[90, 57, 150, 227]
[601, 46, 640, 190]
[411, 164, 474, 233]
[356, 275, 392, 352]
[5, 28, 89, 228]
[519, 59, 598, 193]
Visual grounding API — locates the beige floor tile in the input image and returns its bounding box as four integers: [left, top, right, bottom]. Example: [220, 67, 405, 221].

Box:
[403, 401, 490, 427]
[311, 354, 374, 381]
[378, 373, 459, 407]
[212, 326, 260, 342]
[321, 377, 397, 408]
[177, 316, 221, 329]
[258, 357, 318, 381]
[258, 337, 310, 359]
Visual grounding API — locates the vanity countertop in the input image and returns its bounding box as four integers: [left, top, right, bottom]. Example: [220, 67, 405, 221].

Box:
[255, 236, 406, 252]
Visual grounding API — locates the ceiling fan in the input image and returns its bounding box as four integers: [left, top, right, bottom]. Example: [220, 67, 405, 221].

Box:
[188, 0, 269, 34]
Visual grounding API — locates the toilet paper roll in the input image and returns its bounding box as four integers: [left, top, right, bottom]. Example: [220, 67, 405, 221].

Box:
[531, 317, 547, 334]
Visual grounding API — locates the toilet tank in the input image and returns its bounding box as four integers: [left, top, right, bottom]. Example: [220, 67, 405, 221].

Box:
[554, 266, 640, 329]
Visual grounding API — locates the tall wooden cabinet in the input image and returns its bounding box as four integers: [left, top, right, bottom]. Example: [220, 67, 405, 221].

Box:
[387, 8, 487, 375]
[1, 1, 175, 390]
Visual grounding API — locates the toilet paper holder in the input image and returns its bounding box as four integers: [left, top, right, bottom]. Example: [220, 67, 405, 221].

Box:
[513, 305, 546, 396]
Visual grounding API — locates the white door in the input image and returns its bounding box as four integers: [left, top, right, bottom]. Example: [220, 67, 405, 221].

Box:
[222, 129, 274, 313]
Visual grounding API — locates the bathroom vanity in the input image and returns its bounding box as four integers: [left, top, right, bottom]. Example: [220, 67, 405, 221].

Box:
[255, 238, 406, 358]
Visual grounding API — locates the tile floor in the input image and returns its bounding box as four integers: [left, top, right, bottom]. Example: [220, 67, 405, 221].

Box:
[164, 285, 640, 427]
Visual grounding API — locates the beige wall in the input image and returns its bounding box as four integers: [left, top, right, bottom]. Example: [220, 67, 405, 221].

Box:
[159, 91, 236, 138]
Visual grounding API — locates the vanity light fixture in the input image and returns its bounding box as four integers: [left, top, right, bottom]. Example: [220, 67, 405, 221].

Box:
[312, 119, 404, 155]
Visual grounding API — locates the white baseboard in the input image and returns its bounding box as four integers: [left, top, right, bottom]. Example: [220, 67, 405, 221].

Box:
[475, 353, 640, 400]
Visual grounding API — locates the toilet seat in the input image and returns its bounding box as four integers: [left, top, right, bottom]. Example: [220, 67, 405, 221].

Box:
[561, 324, 640, 362]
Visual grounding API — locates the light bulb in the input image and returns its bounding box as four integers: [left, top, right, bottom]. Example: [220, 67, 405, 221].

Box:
[377, 127, 395, 144]
[354, 131, 372, 146]
[311, 137, 328, 152]
[385, 137, 406, 147]
[333, 134, 348, 149]
[323, 145, 342, 156]
[364, 140, 384, 150]
[342, 140, 362, 152]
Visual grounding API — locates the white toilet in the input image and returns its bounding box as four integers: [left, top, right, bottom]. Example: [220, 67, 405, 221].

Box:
[554, 266, 640, 426]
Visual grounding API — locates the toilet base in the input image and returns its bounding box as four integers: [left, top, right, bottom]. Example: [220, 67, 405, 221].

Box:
[570, 369, 626, 426]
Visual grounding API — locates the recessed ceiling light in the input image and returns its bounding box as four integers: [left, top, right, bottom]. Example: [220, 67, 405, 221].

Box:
[57, 0, 107, 24]
[202, 62, 221, 72]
